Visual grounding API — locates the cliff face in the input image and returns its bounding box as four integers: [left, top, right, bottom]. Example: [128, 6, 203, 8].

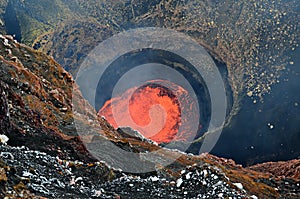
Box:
[33, 0, 300, 100]
[0, 34, 95, 161]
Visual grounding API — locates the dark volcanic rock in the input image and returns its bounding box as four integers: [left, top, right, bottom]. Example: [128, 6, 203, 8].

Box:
[36, 18, 116, 75]
[0, 81, 10, 134]
[0, 34, 95, 161]
[0, 144, 117, 198]
[1, 144, 300, 198]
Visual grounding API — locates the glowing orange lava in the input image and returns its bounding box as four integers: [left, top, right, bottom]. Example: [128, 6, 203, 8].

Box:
[98, 80, 199, 143]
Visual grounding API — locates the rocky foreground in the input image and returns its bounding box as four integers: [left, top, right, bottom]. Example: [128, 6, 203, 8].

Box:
[0, 144, 252, 198]
[1, 0, 300, 166]
[0, 143, 300, 198]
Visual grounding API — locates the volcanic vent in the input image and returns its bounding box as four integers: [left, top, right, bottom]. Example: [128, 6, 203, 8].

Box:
[99, 80, 200, 144]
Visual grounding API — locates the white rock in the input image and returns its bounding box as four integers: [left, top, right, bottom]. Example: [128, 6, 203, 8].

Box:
[213, 181, 223, 187]
[70, 177, 75, 185]
[186, 172, 191, 180]
[0, 134, 9, 144]
[75, 177, 83, 182]
[202, 170, 208, 177]
[22, 171, 33, 177]
[233, 182, 244, 190]
[150, 176, 159, 182]
[176, 178, 183, 187]
[3, 38, 10, 47]
[247, 91, 253, 97]
[92, 190, 102, 197]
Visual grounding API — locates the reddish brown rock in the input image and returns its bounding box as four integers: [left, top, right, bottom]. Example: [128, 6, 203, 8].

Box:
[0, 35, 95, 161]
[249, 159, 300, 180]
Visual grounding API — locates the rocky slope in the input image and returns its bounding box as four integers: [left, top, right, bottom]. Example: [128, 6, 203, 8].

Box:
[1, 144, 300, 198]
[0, 34, 96, 162]
[249, 159, 300, 180]
[0, 34, 300, 198]
[1, 0, 299, 103]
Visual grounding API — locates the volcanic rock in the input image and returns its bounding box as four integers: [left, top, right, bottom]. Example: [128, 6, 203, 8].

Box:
[0, 34, 95, 161]
[0, 1, 300, 198]
[2, 0, 298, 105]
[249, 159, 300, 180]
[0, 81, 10, 134]
[0, 34, 299, 198]
[1, 0, 298, 165]
[1, 143, 300, 198]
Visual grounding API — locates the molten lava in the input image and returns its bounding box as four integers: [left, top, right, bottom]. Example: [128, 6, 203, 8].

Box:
[98, 80, 199, 143]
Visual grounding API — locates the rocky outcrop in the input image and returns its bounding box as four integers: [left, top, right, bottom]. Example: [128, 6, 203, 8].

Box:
[37, 18, 116, 75]
[249, 159, 300, 180]
[0, 34, 95, 161]
[201, 153, 300, 198]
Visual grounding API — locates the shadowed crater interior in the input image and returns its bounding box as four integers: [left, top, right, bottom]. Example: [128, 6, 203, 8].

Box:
[96, 48, 233, 148]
